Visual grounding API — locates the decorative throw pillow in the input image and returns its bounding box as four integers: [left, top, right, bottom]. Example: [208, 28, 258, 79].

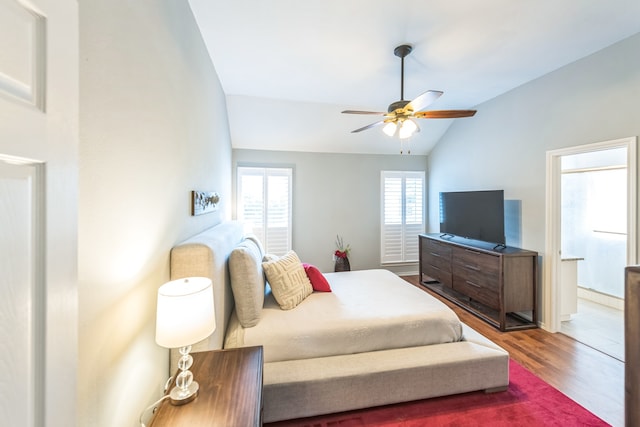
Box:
[228, 239, 265, 327]
[262, 251, 313, 310]
[302, 263, 332, 292]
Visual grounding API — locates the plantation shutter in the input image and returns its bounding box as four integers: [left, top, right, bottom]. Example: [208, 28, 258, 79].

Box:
[265, 171, 291, 255]
[381, 171, 425, 263]
[237, 167, 292, 255]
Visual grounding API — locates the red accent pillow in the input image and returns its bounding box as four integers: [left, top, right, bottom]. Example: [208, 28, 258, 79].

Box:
[302, 263, 332, 292]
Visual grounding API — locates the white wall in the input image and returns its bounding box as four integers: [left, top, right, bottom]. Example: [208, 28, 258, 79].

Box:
[428, 32, 640, 323]
[78, 1, 232, 426]
[233, 149, 428, 274]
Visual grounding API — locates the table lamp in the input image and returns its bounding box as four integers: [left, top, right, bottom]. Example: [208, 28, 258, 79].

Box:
[155, 277, 216, 405]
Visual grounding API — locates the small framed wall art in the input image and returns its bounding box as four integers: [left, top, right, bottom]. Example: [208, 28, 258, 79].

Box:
[191, 191, 220, 216]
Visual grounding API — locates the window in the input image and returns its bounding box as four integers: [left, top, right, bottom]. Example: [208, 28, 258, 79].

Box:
[237, 167, 292, 255]
[381, 171, 425, 263]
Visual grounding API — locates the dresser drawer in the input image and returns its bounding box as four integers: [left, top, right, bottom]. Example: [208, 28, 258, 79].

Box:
[422, 239, 452, 272]
[453, 275, 500, 309]
[424, 264, 453, 287]
[452, 263, 500, 291]
[452, 247, 500, 280]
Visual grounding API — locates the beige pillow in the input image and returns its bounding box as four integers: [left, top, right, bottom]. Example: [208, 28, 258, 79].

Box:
[228, 239, 265, 327]
[262, 251, 312, 310]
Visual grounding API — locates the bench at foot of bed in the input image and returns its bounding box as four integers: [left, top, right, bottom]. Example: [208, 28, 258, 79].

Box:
[261, 324, 509, 423]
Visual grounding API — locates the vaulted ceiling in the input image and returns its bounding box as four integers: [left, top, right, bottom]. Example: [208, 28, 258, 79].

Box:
[189, 0, 640, 155]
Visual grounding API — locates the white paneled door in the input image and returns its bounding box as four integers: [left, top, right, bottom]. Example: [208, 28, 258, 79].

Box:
[0, 0, 78, 426]
[0, 161, 43, 426]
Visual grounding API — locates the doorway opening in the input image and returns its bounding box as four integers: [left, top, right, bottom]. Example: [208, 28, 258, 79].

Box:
[559, 148, 627, 360]
[544, 137, 637, 361]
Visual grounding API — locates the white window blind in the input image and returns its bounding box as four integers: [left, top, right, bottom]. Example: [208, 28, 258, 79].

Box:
[237, 167, 292, 255]
[381, 170, 425, 263]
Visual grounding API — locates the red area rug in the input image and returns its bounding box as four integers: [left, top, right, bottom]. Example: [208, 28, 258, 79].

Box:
[267, 360, 609, 426]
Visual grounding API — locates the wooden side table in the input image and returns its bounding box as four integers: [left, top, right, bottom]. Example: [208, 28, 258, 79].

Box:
[149, 346, 264, 426]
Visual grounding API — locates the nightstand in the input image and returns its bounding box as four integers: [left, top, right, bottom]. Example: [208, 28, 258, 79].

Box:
[149, 346, 264, 426]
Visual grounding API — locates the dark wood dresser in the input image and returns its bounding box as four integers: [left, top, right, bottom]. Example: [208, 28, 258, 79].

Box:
[419, 233, 538, 331]
[148, 346, 264, 426]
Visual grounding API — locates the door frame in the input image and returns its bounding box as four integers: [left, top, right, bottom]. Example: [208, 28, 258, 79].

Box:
[544, 136, 637, 332]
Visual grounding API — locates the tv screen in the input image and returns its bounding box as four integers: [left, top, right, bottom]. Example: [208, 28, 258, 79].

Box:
[439, 190, 505, 245]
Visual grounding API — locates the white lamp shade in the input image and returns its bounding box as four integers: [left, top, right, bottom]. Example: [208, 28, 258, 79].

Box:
[155, 277, 216, 349]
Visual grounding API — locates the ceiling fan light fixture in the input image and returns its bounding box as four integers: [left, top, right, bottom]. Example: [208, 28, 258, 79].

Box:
[383, 121, 397, 137]
[341, 44, 476, 145]
[398, 119, 418, 139]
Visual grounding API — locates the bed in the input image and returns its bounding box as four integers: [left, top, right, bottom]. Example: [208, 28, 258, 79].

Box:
[169, 221, 509, 423]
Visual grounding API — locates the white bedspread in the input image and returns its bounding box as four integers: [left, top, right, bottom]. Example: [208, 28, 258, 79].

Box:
[224, 269, 463, 363]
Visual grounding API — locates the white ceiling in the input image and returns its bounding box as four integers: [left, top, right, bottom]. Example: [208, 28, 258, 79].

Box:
[189, 0, 640, 155]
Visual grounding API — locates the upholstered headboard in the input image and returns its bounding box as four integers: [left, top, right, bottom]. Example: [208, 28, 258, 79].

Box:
[169, 221, 244, 373]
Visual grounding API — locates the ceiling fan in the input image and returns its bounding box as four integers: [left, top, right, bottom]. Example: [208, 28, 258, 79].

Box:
[342, 44, 477, 140]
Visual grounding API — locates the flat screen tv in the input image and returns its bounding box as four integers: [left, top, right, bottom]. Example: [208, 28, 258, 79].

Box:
[439, 190, 505, 245]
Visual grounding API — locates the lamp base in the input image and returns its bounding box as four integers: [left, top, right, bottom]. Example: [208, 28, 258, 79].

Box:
[168, 380, 199, 405]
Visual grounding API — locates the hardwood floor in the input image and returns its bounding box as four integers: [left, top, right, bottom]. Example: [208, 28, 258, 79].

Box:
[403, 275, 624, 427]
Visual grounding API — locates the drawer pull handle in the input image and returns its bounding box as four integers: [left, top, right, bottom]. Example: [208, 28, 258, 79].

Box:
[466, 280, 481, 288]
[464, 264, 480, 271]
[430, 252, 441, 258]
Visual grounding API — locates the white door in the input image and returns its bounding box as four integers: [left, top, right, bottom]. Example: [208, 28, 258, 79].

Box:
[0, 0, 78, 425]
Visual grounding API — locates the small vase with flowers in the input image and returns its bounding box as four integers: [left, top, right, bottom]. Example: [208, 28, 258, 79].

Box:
[334, 235, 351, 272]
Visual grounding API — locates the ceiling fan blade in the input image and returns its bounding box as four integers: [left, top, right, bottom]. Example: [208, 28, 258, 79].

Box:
[405, 90, 443, 112]
[342, 110, 386, 115]
[351, 120, 385, 133]
[414, 110, 477, 119]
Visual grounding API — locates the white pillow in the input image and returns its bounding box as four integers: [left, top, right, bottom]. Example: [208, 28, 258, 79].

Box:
[262, 251, 312, 310]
